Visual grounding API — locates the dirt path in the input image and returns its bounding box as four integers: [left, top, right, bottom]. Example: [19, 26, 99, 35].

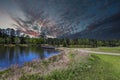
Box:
[75, 49, 120, 56]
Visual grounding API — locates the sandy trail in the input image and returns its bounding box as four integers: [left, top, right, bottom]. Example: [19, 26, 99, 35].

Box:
[75, 49, 120, 56]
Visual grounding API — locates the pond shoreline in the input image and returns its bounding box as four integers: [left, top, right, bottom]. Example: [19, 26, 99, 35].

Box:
[0, 47, 87, 76]
[0, 48, 65, 79]
[0, 47, 90, 80]
[0, 46, 60, 72]
[0, 49, 61, 71]
[0, 47, 64, 71]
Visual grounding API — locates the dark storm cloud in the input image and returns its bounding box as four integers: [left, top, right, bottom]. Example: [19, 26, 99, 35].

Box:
[58, 0, 120, 37]
[0, 0, 120, 38]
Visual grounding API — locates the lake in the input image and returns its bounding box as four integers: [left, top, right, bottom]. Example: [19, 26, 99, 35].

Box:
[0, 46, 59, 70]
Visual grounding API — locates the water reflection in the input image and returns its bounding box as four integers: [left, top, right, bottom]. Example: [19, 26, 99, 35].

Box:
[0, 46, 59, 69]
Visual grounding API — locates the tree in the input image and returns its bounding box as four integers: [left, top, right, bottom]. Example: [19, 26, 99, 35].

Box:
[15, 37, 20, 44]
[5, 37, 11, 44]
[0, 38, 3, 44]
[97, 40, 103, 47]
[63, 39, 67, 47]
[69, 39, 74, 45]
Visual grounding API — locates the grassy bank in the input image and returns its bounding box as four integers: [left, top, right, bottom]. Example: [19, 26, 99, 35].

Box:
[0, 48, 89, 80]
[0, 48, 120, 80]
[19, 53, 120, 80]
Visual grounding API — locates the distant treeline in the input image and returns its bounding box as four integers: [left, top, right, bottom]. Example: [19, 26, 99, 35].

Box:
[0, 34, 120, 47]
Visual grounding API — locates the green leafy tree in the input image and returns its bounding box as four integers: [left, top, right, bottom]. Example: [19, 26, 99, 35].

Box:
[63, 39, 67, 47]
[15, 37, 20, 44]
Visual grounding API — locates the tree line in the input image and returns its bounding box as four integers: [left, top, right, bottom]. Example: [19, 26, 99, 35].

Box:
[0, 33, 120, 48]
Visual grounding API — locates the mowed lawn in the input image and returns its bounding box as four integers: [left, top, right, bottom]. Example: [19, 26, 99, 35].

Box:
[91, 54, 120, 79]
[90, 47, 120, 53]
[20, 52, 120, 80]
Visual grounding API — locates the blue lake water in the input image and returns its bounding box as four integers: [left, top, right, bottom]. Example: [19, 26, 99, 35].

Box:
[0, 46, 59, 70]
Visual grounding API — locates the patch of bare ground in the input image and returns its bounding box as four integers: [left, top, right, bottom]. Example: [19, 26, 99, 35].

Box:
[1, 48, 89, 80]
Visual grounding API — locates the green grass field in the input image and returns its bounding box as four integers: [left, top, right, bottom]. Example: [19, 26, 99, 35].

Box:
[20, 53, 120, 80]
[90, 47, 120, 53]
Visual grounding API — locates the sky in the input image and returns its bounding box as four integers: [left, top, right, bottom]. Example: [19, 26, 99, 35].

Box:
[0, 0, 120, 39]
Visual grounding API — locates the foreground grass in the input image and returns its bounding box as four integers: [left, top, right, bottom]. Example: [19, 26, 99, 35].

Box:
[95, 54, 120, 75]
[20, 52, 120, 80]
[90, 47, 120, 53]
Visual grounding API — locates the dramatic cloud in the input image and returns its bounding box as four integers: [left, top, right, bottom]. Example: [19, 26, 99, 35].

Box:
[0, 0, 120, 38]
